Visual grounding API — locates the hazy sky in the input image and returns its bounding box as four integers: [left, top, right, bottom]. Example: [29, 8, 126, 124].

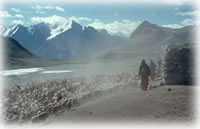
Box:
[0, 1, 196, 37]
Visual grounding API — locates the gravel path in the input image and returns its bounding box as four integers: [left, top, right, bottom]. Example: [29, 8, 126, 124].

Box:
[45, 84, 195, 125]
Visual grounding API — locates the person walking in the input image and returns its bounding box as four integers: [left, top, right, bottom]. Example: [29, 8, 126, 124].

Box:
[157, 57, 161, 77]
[139, 59, 151, 91]
[149, 60, 156, 80]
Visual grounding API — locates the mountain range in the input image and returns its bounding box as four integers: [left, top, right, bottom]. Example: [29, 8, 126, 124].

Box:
[1, 21, 195, 70]
[95, 21, 195, 65]
[1, 21, 126, 59]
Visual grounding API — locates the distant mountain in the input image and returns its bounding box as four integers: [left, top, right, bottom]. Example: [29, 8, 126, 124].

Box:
[1, 21, 126, 59]
[1, 23, 50, 52]
[3, 37, 36, 59]
[36, 21, 125, 59]
[2, 37, 78, 69]
[2, 36, 38, 69]
[95, 21, 195, 70]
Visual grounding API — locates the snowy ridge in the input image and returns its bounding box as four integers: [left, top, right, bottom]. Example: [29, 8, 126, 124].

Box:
[0, 22, 73, 40]
[47, 21, 72, 40]
[0, 24, 24, 37]
[9, 24, 20, 37]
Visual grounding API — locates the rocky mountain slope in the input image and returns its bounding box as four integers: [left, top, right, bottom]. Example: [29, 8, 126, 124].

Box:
[1, 37, 79, 69]
[96, 21, 195, 65]
[2, 36, 38, 69]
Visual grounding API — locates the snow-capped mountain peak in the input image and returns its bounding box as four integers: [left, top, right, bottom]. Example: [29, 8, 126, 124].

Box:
[1, 21, 126, 59]
[9, 24, 20, 36]
[47, 21, 73, 40]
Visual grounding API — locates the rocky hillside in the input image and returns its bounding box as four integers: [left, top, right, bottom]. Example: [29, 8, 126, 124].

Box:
[96, 21, 195, 62]
[1, 37, 77, 69]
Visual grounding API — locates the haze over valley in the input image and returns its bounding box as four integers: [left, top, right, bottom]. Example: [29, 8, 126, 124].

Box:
[0, 2, 196, 124]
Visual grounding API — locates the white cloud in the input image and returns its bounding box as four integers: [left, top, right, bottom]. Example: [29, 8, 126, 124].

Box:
[15, 14, 24, 18]
[0, 10, 24, 18]
[32, 5, 44, 10]
[160, 0, 194, 5]
[55, 6, 65, 12]
[32, 5, 65, 12]
[11, 20, 24, 24]
[88, 20, 141, 38]
[29, 15, 194, 39]
[69, 16, 92, 23]
[175, 11, 199, 16]
[0, 10, 12, 17]
[30, 15, 140, 38]
[161, 19, 194, 29]
[161, 24, 183, 29]
[78, 17, 92, 22]
[31, 15, 94, 25]
[11, 8, 20, 13]
[35, 10, 46, 14]
[180, 19, 194, 26]
[31, 15, 69, 25]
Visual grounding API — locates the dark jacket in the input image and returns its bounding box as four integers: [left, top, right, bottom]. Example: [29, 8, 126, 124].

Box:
[139, 63, 151, 76]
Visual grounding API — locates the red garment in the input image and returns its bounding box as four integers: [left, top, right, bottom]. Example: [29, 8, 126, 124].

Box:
[141, 76, 149, 90]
